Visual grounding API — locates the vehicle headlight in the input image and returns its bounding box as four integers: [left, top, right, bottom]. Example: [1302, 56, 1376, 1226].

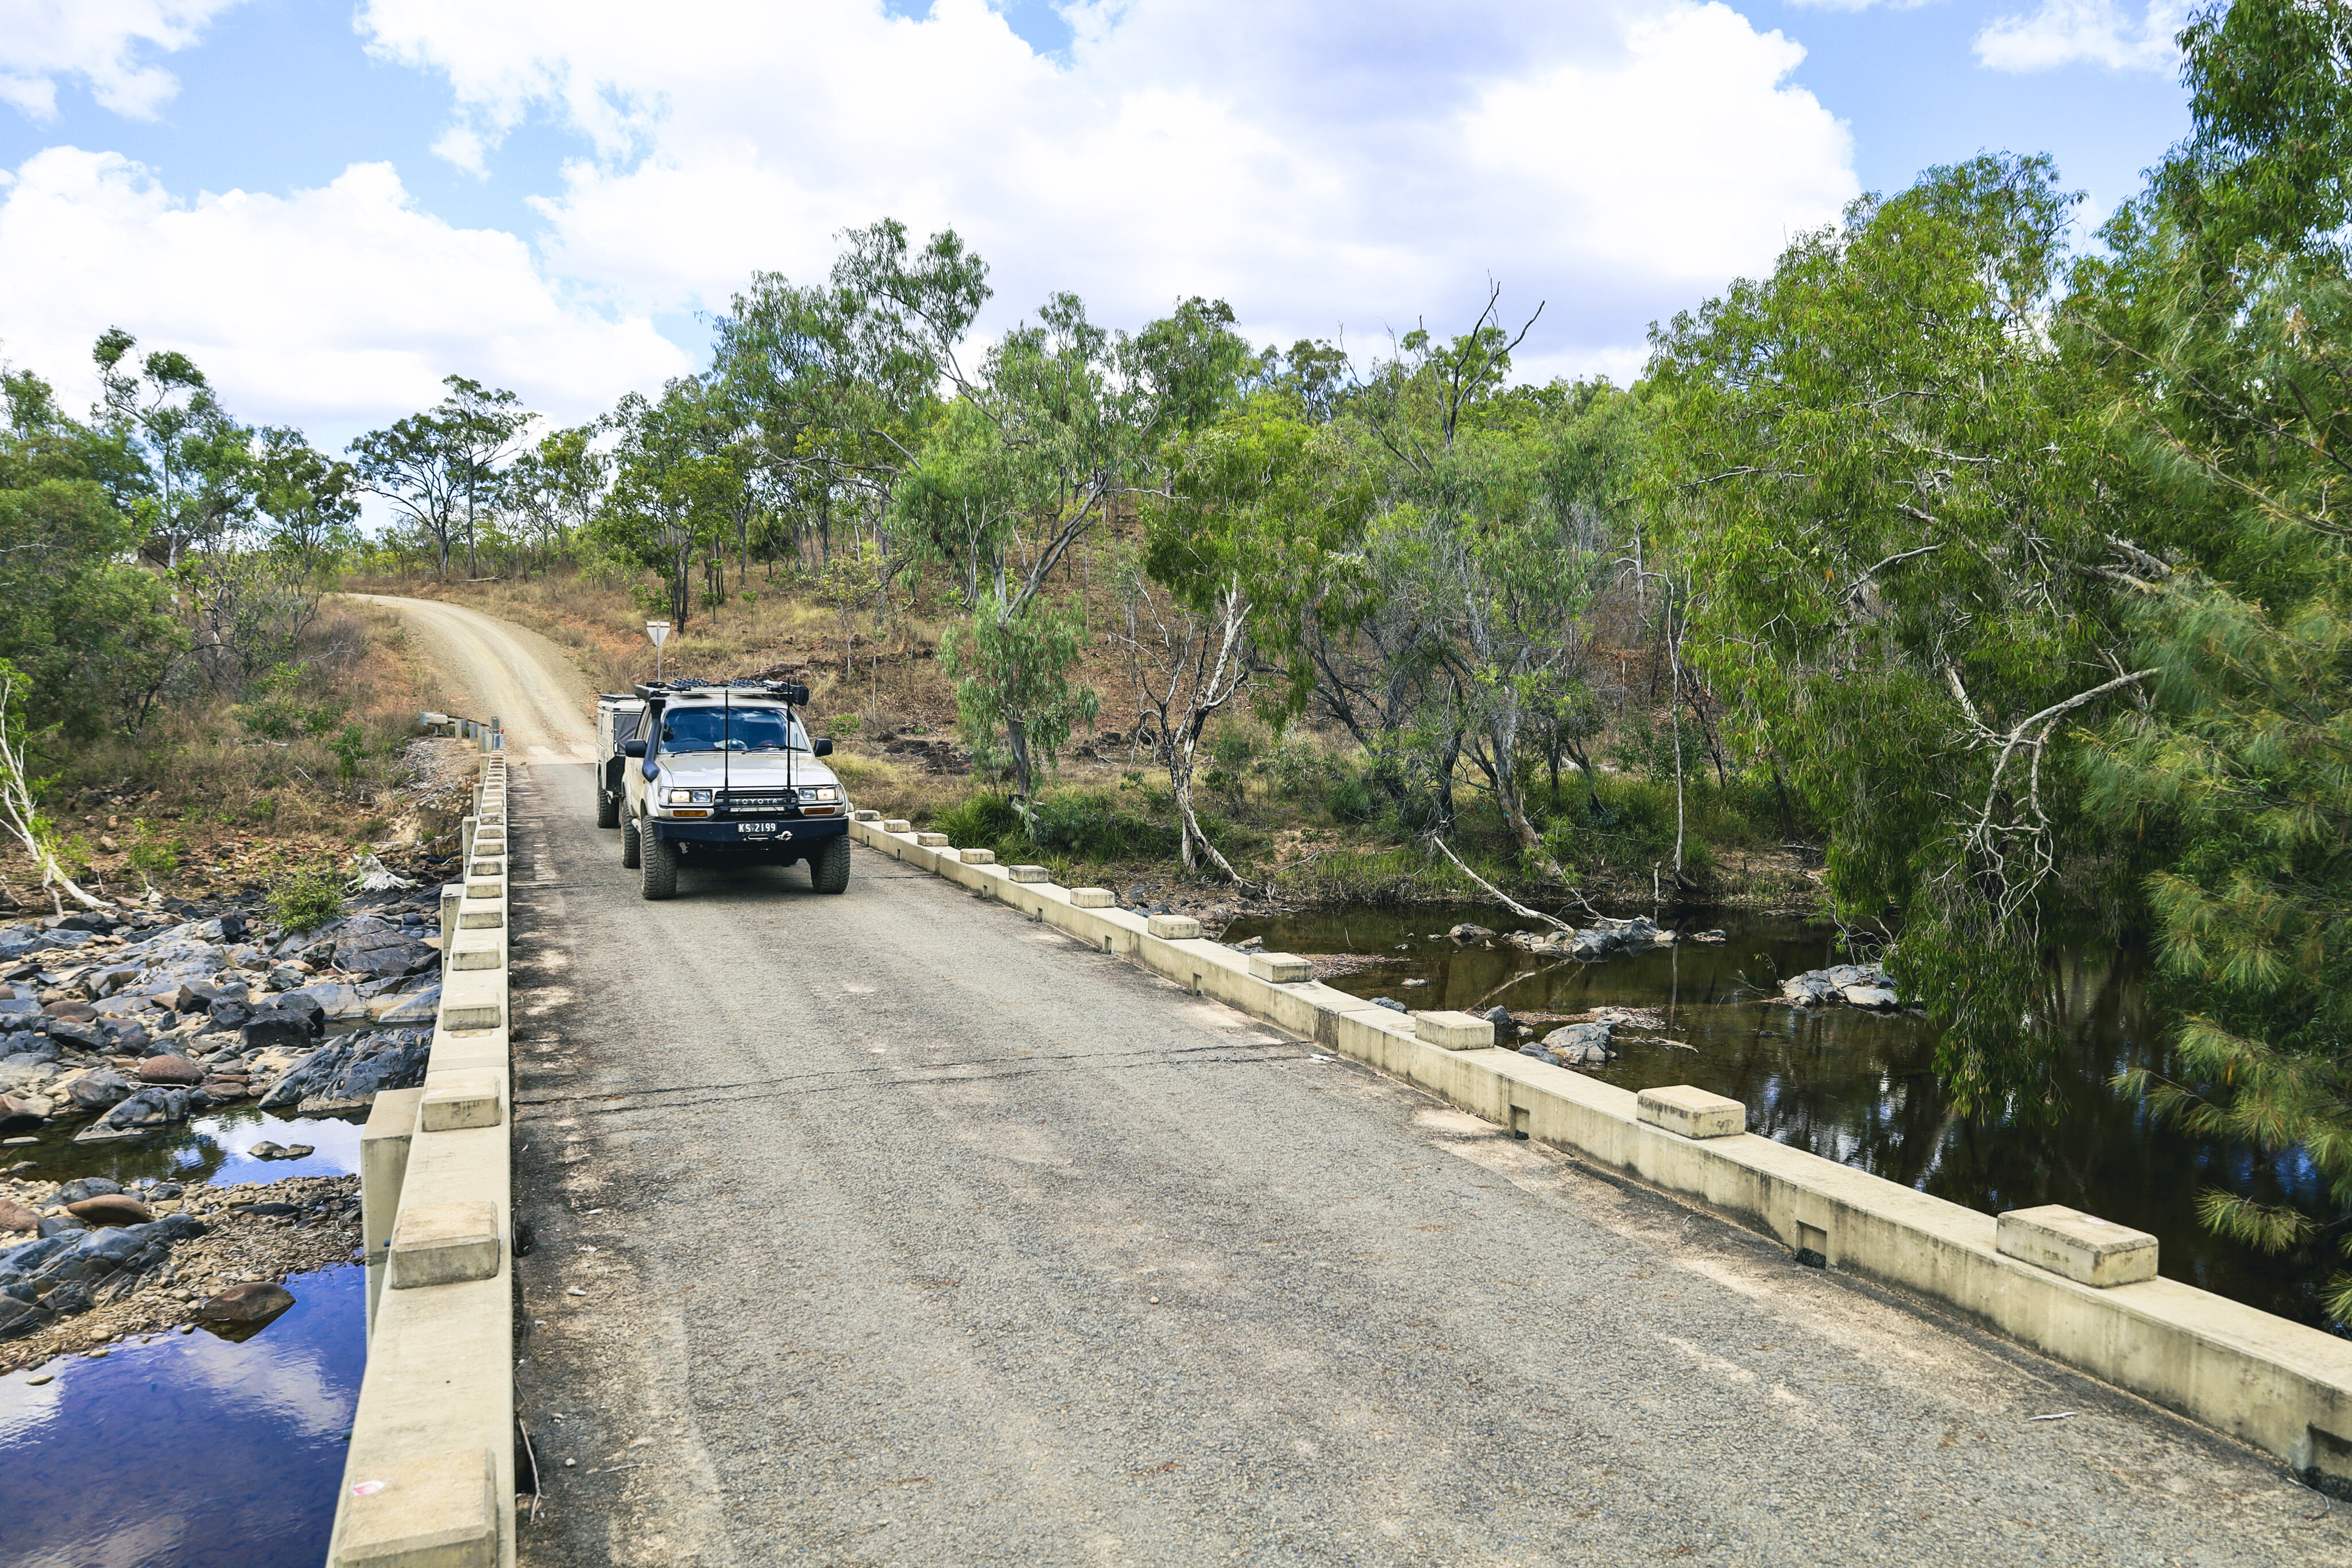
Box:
[809, 786, 838, 802]
[667, 788, 711, 804]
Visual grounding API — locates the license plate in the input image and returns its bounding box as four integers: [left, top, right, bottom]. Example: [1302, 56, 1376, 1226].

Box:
[737, 821, 777, 835]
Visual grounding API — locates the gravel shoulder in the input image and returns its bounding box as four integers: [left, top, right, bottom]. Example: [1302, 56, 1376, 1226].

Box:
[503, 758, 2346, 1567]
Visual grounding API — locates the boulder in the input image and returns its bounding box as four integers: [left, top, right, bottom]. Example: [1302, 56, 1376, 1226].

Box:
[332, 926, 437, 979]
[1531, 1020, 1616, 1067]
[280, 981, 367, 1021]
[67, 1194, 154, 1227]
[52, 1177, 121, 1205]
[0, 1293, 52, 1339]
[137, 1054, 205, 1086]
[194, 1280, 295, 1329]
[35, 1214, 86, 1237]
[377, 985, 440, 1026]
[206, 999, 253, 1032]
[100, 1021, 152, 1057]
[1370, 997, 1407, 1013]
[104, 1086, 188, 1129]
[239, 1008, 313, 1052]
[48, 1018, 103, 1052]
[0, 1201, 34, 1233]
[1840, 984, 1899, 1011]
[1448, 923, 1495, 942]
[247, 1140, 288, 1160]
[1483, 1005, 1517, 1044]
[262, 1027, 431, 1111]
[268, 992, 326, 1036]
[65, 1069, 134, 1111]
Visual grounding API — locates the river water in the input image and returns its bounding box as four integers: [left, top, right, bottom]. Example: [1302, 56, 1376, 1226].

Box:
[1220, 903, 2340, 1331]
[0, 1105, 365, 1567]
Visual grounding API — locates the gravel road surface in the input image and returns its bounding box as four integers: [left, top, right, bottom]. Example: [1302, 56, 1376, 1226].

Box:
[348, 593, 597, 760]
[498, 754, 2344, 1566]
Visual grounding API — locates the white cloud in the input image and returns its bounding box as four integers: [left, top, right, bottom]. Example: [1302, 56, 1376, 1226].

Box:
[1975, 0, 2187, 72]
[0, 0, 245, 121]
[0, 146, 690, 443]
[358, 0, 1859, 381]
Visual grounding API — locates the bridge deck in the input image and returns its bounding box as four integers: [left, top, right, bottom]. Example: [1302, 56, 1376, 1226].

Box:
[506, 760, 2327, 1566]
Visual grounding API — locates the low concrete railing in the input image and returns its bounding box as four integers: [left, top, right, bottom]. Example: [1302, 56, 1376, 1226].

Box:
[850, 813, 2352, 1495]
[334, 753, 515, 1566]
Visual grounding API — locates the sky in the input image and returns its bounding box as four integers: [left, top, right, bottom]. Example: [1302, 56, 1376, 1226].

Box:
[0, 0, 2196, 451]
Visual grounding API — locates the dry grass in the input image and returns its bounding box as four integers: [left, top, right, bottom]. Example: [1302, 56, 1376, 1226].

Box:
[17, 601, 458, 911]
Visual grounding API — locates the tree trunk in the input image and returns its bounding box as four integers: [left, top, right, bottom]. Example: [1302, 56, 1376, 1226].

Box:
[1006, 717, 1035, 799]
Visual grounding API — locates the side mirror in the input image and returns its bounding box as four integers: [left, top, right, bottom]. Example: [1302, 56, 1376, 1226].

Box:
[813, 738, 834, 757]
[622, 740, 647, 757]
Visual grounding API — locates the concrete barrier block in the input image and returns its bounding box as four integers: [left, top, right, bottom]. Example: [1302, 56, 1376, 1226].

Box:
[1997, 1205, 2158, 1287]
[1007, 864, 1051, 884]
[389, 1201, 501, 1288]
[1637, 1085, 1747, 1140]
[462, 880, 502, 900]
[1248, 952, 1313, 983]
[881, 819, 912, 833]
[439, 1000, 501, 1033]
[957, 848, 997, 865]
[331, 1446, 498, 1567]
[421, 1072, 501, 1132]
[1069, 888, 1114, 908]
[1146, 913, 1201, 939]
[456, 909, 502, 930]
[447, 939, 503, 973]
[914, 833, 949, 847]
[1414, 1010, 1493, 1051]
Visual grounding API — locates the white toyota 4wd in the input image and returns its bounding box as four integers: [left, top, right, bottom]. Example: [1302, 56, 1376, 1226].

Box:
[602, 679, 852, 900]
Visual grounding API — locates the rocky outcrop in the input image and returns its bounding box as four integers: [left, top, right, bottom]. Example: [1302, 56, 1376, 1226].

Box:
[1506, 916, 1680, 962]
[1780, 963, 1901, 1010]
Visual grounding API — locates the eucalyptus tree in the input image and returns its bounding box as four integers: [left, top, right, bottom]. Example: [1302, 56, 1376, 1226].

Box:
[503, 425, 608, 575]
[254, 427, 361, 575]
[440, 377, 534, 579]
[1650, 153, 2143, 1113]
[1129, 401, 1374, 875]
[92, 327, 245, 568]
[350, 406, 461, 576]
[598, 378, 741, 630]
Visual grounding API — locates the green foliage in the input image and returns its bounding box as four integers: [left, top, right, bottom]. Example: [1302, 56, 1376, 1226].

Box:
[125, 819, 184, 881]
[330, 723, 368, 785]
[1652, 152, 2123, 1114]
[939, 595, 1099, 800]
[269, 868, 345, 934]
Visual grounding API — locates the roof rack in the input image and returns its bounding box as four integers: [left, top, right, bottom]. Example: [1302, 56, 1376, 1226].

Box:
[631, 677, 812, 706]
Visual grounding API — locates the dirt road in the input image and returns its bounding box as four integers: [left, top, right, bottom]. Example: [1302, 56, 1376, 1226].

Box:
[348, 593, 597, 760]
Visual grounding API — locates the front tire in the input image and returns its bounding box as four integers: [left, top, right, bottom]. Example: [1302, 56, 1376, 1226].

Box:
[596, 791, 620, 829]
[811, 835, 851, 895]
[621, 814, 641, 868]
[640, 826, 678, 900]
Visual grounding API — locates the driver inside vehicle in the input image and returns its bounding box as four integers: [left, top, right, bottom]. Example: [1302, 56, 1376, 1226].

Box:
[659, 706, 807, 753]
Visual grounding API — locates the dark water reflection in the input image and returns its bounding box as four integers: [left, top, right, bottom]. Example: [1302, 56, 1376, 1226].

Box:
[1221, 903, 2342, 1330]
[0, 1266, 363, 1567]
[0, 1105, 367, 1566]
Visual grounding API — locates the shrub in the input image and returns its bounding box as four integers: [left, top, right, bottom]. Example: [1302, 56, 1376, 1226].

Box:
[270, 869, 346, 934]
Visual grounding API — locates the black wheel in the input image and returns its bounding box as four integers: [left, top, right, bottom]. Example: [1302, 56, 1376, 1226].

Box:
[596, 791, 620, 829]
[640, 827, 678, 900]
[621, 815, 641, 869]
[811, 835, 851, 894]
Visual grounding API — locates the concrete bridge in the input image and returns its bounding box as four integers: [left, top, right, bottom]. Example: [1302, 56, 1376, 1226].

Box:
[340, 596, 2346, 1566]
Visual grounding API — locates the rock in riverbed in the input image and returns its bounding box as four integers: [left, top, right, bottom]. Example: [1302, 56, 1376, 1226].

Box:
[1781, 963, 1901, 1010]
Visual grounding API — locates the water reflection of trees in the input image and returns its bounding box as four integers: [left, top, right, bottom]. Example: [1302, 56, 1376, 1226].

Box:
[1225, 904, 2342, 1328]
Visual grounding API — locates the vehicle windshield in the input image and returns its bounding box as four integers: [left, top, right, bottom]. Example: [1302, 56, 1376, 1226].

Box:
[657, 704, 807, 753]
